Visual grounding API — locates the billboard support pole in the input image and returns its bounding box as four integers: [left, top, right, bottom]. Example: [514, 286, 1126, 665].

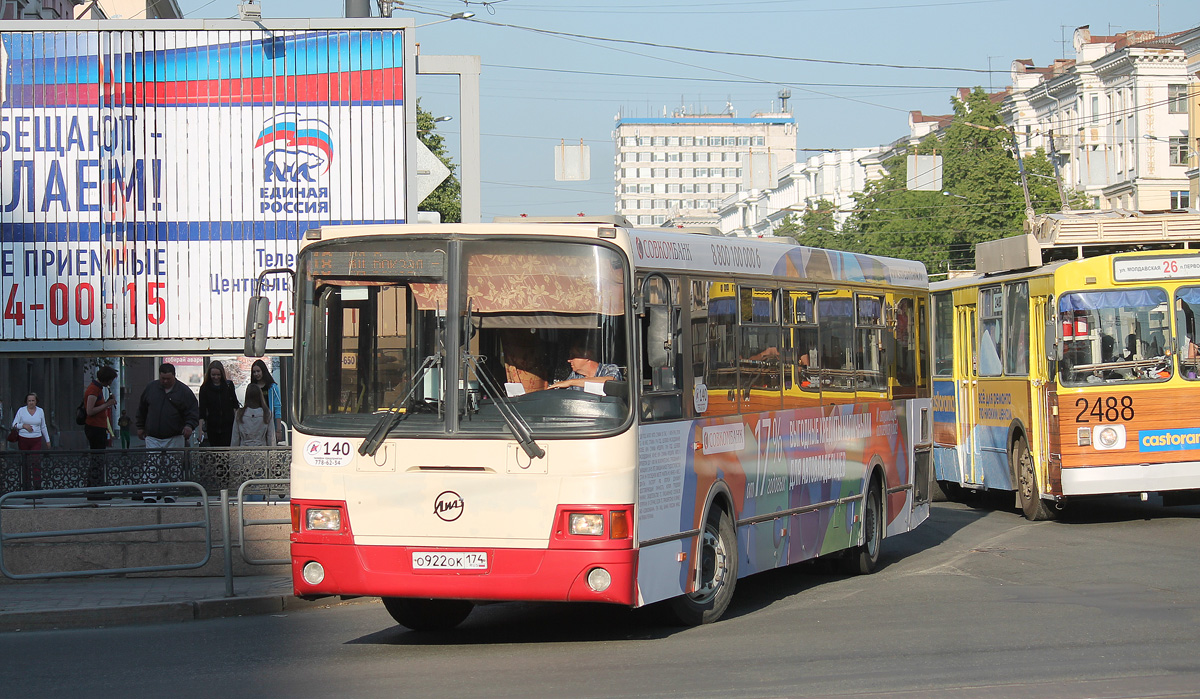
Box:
[417, 55, 482, 224]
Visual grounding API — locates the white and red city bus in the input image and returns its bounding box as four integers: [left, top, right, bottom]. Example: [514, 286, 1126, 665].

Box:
[247, 219, 932, 629]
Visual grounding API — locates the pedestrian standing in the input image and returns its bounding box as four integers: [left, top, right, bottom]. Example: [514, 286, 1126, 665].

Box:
[230, 384, 276, 447]
[11, 393, 50, 489]
[135, 363, 199, 503]
[83, 366, 118, 498]
[251, 359, 285, 443]
[117, 410, 131, 449]
[197, 361, 239, 447]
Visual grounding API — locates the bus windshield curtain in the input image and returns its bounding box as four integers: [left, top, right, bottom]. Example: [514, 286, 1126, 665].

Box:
[1059, 289, 1167, 311]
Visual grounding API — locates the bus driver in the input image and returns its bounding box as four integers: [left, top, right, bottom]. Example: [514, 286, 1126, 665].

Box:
[549, 345, 622, 391]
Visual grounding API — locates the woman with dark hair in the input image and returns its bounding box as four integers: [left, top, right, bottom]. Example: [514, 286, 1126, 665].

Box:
[231, 384, 276, 447]
[198, 361, 239, 447]
[84, 366, 118, 450]
[251, 359, 284, 443]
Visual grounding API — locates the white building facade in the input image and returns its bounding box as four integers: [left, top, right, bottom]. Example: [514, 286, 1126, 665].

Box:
[1001, 26, 1191, 211]
[613, 112, 796, 226]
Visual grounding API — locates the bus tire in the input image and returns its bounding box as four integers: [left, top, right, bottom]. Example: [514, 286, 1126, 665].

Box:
[1014, 436, 1056, 521]
[382, 597, 473, 632]
[842, 476, 883, 575]
[668, 506, 738, 625]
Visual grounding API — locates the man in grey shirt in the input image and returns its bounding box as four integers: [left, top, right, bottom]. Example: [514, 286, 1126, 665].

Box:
[549, 345, 622, 391]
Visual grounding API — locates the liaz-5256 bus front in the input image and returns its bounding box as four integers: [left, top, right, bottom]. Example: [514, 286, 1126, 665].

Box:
[255, 223, 638, 631]
[246, 220, 932, 631]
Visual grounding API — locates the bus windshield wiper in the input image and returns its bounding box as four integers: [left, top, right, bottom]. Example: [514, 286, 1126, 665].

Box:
[462, 349, 545, 460]
[359, 352, 442, 457]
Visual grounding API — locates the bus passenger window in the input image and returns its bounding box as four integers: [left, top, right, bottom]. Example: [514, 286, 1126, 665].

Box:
[856, 294, 886, 392]
[783, 289, 819, 410]
[739, 287, 781, 411]
[703, 282, 740, 416]
[892, 296, 917, 396]
[1177, 287, 1200, 380]
[819, 291, 854, 395]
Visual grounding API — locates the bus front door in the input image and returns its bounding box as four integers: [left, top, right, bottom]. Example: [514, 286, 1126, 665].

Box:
[955, 304, 982, 487]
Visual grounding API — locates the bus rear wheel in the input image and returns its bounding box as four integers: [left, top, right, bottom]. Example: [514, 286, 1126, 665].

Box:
[1014, 436, 1056, 521]
[842, 477, 883, 575]
[668, 506, 738, 625]
[382, 597, 474, 632]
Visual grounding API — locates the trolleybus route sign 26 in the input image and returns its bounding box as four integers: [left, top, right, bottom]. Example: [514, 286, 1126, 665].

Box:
[1112, 255, 1200, 282]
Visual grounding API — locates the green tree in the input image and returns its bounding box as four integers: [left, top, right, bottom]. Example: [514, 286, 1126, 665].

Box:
[417, 101, 461, 223]
[777, 199, 840, 249]
[833, 87, 1084, 275]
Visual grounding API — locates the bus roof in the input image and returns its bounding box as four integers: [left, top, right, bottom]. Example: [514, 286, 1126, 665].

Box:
[306, 222, 930, 291]
[933, 249, 1200, 292]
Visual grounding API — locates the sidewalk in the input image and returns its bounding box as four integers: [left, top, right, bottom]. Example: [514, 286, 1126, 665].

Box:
[0, 574, 368, 632]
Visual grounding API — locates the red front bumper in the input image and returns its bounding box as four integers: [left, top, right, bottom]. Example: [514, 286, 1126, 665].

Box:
[292, 542, 638, 606]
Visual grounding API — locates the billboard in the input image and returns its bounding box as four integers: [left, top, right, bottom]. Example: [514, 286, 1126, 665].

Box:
[0, 24, 410, 348]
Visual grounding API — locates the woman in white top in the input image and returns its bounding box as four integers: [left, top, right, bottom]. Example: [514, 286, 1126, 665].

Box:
[231, 384, 276, 447]
[11, 393, 51, 451]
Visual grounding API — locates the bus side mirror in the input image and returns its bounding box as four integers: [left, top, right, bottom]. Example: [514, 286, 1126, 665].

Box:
[244, 296, 271, 357]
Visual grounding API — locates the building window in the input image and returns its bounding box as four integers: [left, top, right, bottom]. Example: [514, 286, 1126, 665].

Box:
[1172, 191, 1191, 209]
[695, 152, 709, 162]
[668, 152, 680, 162]
[708, 136, 722, 146]
[653, 199, 667, 208]
[622, 137, 637, 146]
[622, 184, 637, 193]
[653, 215, 666, 225]
[653, 168, 666, 178]
[695, 168, 708, 178]
[681, 136, 693, 146]
[638, 215, 653, 225]
[681, 184, 694, 193]
[724, 137, 736, 146]
[1091, 95, 1099, 123]
[681, 168, 694, 178]
[1168, 84, 1188, 114]
[652, 152, 666, 162]
[754, 137, 764, 146]
[1169, 137, 1188, 166]
[667, 136, 679, 147]
[667, 183, 680, 194]
[738, 137, 750, 146]
[652, 136, 666, 146]
[667, 168, 680, 178]
[681, 152, 694, 162]
[638, 152, 651, 162]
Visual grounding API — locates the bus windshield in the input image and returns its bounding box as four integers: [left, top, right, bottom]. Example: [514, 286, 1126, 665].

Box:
[1058, 288, 1171, 385]
[296, 238, 631, 436]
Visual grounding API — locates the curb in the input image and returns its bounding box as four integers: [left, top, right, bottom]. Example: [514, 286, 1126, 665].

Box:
[0, 594, 377, 633]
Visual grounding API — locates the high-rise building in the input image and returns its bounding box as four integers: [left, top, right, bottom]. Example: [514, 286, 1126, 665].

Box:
[613, 108, 796, 226]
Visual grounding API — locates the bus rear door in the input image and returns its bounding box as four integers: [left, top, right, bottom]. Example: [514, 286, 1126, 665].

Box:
[955, 304, 983, 487]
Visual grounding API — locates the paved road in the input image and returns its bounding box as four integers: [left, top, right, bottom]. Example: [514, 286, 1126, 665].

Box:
[2, 498, 1199, 698]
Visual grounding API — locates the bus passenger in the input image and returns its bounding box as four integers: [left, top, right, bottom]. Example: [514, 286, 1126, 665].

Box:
[549, 345, 622, 391]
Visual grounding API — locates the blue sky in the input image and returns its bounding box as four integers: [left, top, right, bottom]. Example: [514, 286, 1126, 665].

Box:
[176, 0, 1200, 221]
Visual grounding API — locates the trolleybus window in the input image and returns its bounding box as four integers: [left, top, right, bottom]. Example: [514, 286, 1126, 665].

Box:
[856, 294, 886, 391]
[1004, 282, 1030, 376]
[818, 291, 853, 392]
[739, 287, 782, 410]
[782, 289, 818, 408]
[978, 286, 1004, 377]
[933, 292, 953, 377]
[704, 282, 740, 416]
[1176, 287, 1200, 380]
[1058, 288, 1171, 386]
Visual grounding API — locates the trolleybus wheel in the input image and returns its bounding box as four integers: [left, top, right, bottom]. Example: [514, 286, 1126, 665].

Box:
[1014, 436, 1056, 521]
[842, 476, 883, 575]
[382, 597, 474, 632]
[669, 506, 738, 625]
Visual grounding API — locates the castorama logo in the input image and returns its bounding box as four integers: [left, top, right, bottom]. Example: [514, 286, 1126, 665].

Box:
[255, 112, 334, 183]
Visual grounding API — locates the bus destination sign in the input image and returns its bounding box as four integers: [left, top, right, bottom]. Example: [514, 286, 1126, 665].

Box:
[1112, 254, 1200, 282]
[308, 250, 447, 279]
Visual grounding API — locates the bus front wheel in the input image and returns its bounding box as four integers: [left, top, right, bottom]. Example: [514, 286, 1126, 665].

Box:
[842, 477, 883, 575]
[669, 506, 738, 625]
[382, 597, 474, 632]
[1014, 436, 1056, 521]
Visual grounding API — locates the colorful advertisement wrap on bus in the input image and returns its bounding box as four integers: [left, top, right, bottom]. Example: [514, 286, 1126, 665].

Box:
[637, 401, 916, 605]
[0, 28, 406, 342]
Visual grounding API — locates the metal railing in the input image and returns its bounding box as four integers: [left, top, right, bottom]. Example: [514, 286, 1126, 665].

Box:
[0, 479, 294, 597]
[0, 482, 212, 580]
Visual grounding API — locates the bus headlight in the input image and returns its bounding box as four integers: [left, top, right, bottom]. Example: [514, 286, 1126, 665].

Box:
[1092, 424, 1126, 451]
[569, 513, 604, 536]
[306, 508, 342, 531]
